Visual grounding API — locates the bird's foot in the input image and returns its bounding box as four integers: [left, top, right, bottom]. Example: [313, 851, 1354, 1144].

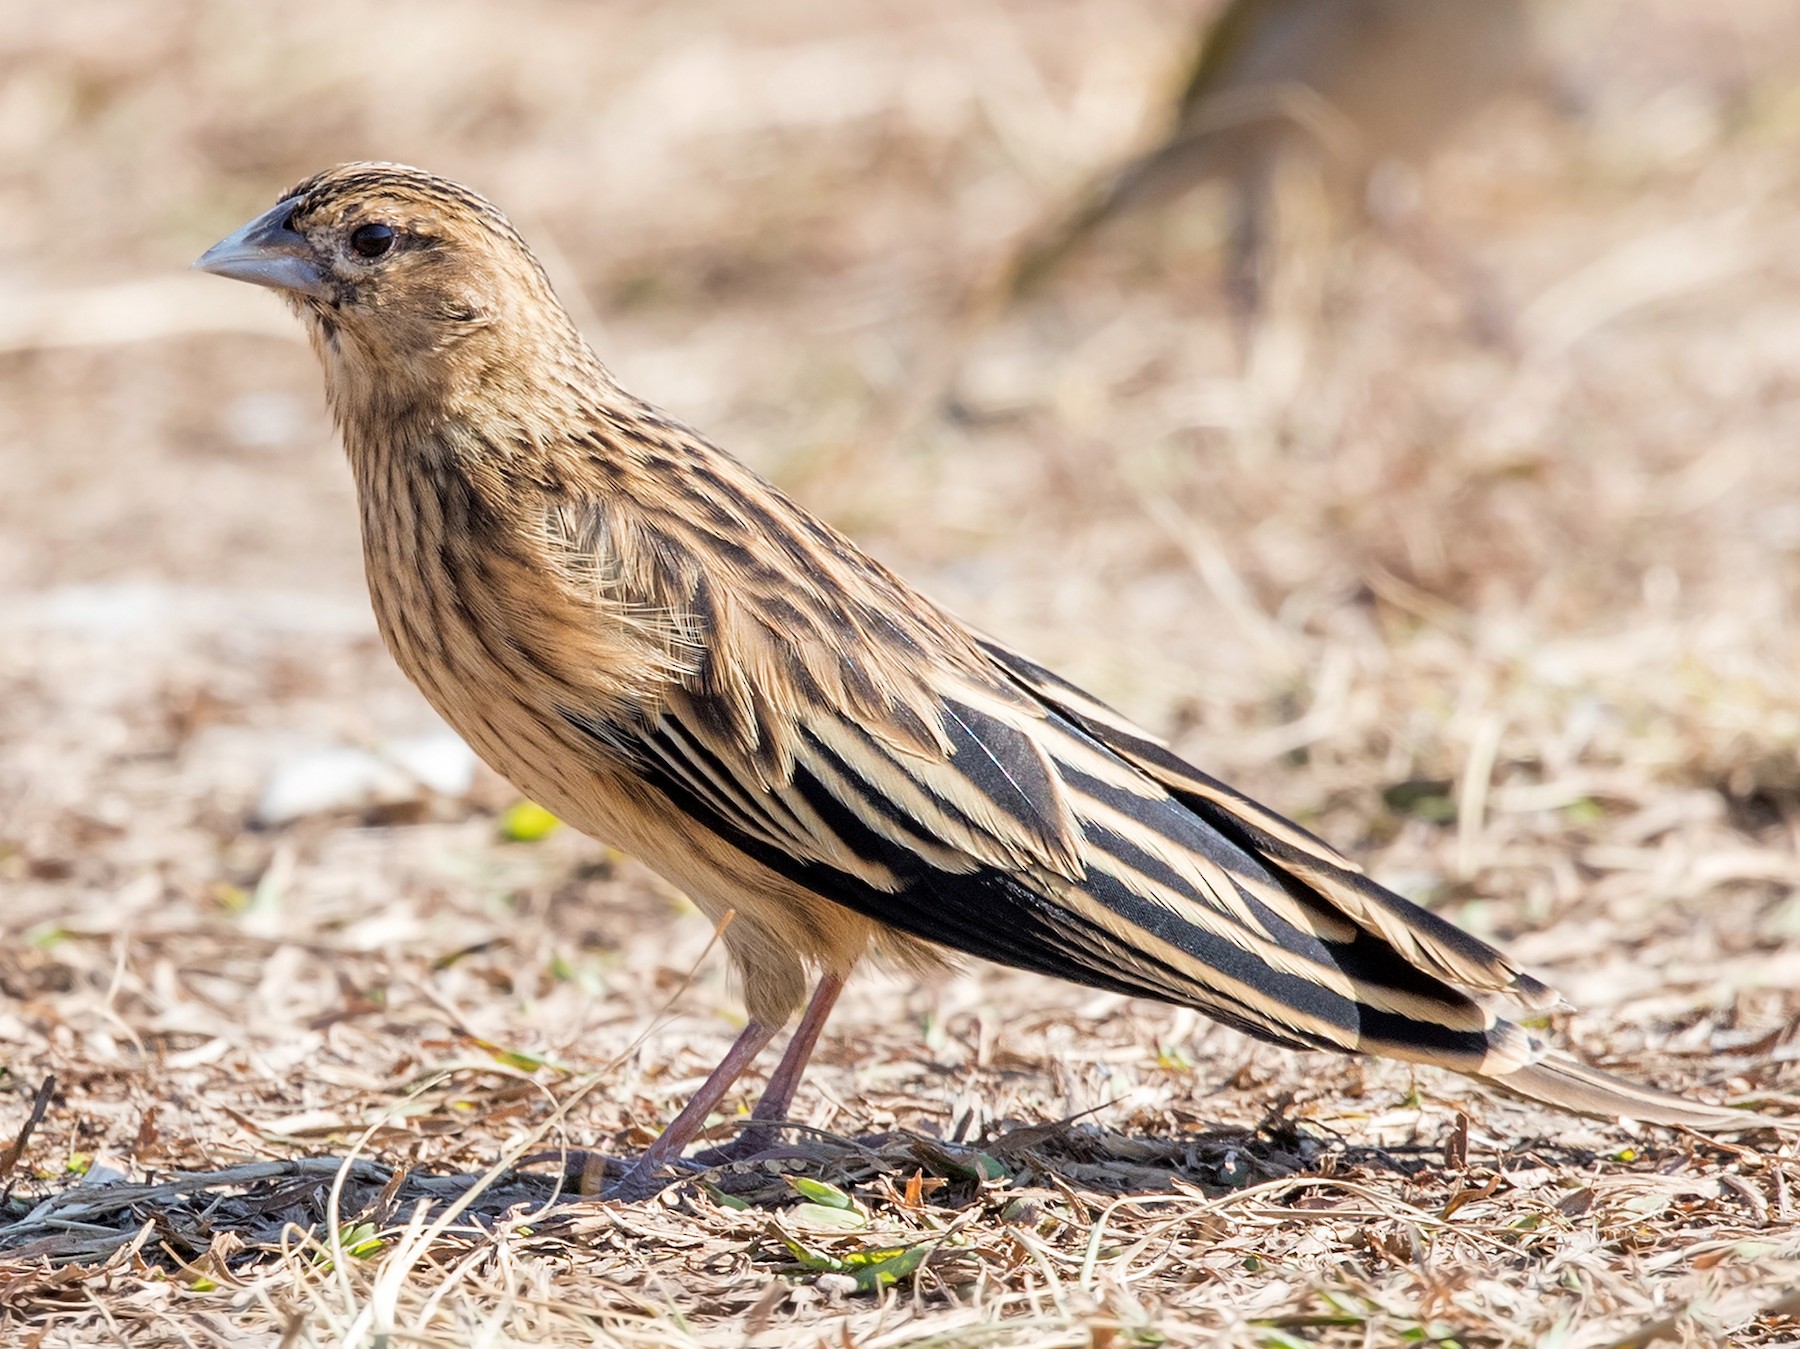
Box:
[688, 1127, 780, 1168]
[516, 1147, 618, 1195]
[598, 1159, 683, 1202]
[593, 1130, 811, 1198]
[604, 1131, 791, 1196]
[517, 1147, 706, 1199]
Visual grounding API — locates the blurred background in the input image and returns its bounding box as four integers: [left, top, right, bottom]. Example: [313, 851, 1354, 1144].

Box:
[4, 0, 1800, 1267]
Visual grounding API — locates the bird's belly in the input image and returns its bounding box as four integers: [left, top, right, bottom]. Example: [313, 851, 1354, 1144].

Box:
[391, 646, 891, 1015]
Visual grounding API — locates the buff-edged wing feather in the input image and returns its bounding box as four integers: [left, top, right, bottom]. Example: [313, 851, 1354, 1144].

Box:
[974, 639, 1561, 1011]
[549, 483, 1553, 1074]
[975, 638, 1796, 1131]
[539, 459, 1776, 1128]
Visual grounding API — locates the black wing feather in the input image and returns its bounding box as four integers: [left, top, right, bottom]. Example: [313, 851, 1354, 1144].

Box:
[566, 690, 1515, 1067]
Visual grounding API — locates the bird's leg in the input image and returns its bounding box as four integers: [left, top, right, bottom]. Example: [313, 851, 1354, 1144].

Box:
[750, 971, 845, 1129]
[604, 1016, 780, 1200]
[693, 971, 846, 1165]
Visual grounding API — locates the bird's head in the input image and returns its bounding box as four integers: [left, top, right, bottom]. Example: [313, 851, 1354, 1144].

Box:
[195, 162, 593, 426]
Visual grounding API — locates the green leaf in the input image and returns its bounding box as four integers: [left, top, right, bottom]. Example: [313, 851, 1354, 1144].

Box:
[836, 1244, 911, 1267]
[548, 952, 607, 995]
[337, 1221, 384, 1259]
[702, 1183, 751, 1211]
[212, 885, 250, 915]
[845, 1243, 929, 1292]
[935, 1149, 1008, 1183]
[1563, 797, 1605, 826]
[499, 800, 560, 842]
[469, 1036, 567, 1073]
[770, 1234, 934, 1292]
[1256, 1331, 1314, 1349]
[28, 924, 70, 952]
[787, 1176, 855, 1210]
[1321, 1290, 1374, 1318]
[771, 1228, 841, 1271]
[920, 1012, 947, 1052]
[1398, 1324, 1465, 1347]
[310, 1221, 386, 1269]
[789, 1203, 867, 1231]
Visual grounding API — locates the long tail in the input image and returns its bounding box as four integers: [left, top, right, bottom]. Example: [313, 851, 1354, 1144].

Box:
[973, 637, 1794, 1135]
[1485, 1050, 1791, 1132]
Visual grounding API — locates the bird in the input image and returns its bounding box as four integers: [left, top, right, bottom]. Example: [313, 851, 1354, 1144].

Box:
[195, 163, 1781, 1198]
[1002, 0, 1542, 332]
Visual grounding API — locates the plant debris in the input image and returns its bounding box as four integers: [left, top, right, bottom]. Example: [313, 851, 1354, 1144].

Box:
[4, 0, 1800, 1343]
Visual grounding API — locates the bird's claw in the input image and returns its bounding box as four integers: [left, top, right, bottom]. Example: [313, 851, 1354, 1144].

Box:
[597, 1164, 682, 1202]
[688, 1129, 777, 1168]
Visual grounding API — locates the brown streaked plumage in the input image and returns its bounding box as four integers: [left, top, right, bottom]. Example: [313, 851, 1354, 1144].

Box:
[196, 163, 1786, 1197]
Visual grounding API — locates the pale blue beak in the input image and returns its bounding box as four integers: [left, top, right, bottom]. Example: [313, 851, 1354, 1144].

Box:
[193, 197, 328, 298]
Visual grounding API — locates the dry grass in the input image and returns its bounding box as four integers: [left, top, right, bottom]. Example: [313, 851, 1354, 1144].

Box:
[5, 0, 1800, 1344]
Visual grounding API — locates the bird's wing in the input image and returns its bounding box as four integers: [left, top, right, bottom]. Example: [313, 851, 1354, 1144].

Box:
[547, 475, 1089, 900]
[973, 637, 1561, 1013]
[555, 472, 1556, 1066]
[548, 487, 1787, 1126]
[574, 614, 1543, 1067]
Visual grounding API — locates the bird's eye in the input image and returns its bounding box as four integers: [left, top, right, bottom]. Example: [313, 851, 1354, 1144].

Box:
[349, 223, 395, 259]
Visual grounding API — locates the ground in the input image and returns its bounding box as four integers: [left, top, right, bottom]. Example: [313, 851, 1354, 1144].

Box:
[3, 1, 1800, 1345]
